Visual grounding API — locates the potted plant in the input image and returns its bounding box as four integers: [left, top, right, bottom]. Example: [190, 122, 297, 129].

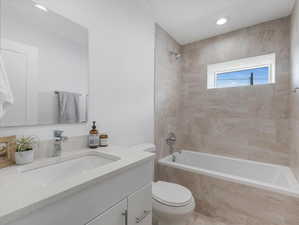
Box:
[15, 136, 37, 165]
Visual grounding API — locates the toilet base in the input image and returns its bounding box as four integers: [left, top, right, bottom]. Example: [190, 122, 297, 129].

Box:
[152, 202, 194, 225]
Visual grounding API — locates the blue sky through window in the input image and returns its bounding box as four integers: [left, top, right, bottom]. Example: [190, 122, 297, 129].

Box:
[216, 67, 269, 88]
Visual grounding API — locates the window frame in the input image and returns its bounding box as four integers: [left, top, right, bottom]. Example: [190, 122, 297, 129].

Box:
[207, 53, 276, 89]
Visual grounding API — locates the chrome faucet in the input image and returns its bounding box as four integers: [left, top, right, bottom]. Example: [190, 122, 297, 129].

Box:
[166, 132, 178, 161]
[53, 130, 68, 157]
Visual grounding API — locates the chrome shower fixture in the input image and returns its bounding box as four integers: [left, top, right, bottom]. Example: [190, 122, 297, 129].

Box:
[169, 51, 182, 60]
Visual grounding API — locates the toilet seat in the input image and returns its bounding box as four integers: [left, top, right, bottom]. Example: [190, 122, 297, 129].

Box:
[152, 181, 193, 207]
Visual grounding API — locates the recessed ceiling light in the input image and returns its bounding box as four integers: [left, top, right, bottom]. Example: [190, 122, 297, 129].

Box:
[216, 18, 227, 25]
[34, 4, 48, 12]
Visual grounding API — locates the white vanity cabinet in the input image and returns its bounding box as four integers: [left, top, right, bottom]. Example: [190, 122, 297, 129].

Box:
[128, 184, 152, 225]
[87, 184, 152, 225]
[86, 199, 127, 225]
[5, 160, 153, 225]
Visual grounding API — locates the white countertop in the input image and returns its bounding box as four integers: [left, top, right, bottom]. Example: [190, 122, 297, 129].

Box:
[0, 145, 155, 225]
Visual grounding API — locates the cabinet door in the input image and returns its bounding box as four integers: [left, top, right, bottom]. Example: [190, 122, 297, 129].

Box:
[86, 199, 127, 225]
[128, 184, 152, 225]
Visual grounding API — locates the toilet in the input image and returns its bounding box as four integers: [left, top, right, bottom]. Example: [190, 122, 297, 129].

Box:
[131, 144, 195, 225]
[152, 181, 195, 225]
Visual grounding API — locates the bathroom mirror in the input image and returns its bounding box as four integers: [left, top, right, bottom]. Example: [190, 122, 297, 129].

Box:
[0, 0, 89, 127]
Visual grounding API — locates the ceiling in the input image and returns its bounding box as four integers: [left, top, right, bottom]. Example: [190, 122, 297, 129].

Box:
[148, 0, 296, 45]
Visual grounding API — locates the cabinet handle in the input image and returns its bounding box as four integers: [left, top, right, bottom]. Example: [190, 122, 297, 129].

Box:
[122, 210, 128, 225]
[136, 210, 151, 224]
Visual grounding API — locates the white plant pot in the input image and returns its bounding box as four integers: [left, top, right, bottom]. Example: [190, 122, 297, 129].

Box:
[15, 149, 34, 165]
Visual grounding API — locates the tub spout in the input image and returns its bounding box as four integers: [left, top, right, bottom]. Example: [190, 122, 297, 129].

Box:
[166, 132, 176, 155]
[172, 154, 176, 162]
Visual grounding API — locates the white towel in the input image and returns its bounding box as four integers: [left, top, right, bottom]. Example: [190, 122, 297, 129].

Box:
[0, 55, 14, 118]
[57, 91, 80, 123]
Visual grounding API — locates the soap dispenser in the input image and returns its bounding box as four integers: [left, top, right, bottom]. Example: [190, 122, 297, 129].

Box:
[89, 121, 99, 149]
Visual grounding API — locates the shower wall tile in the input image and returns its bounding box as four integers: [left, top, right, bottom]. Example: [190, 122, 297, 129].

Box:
[290, 0, 299, 180]
[159, 165, 299, 225]
[155, 25, 182, 160]
[179, 17, 291, 166]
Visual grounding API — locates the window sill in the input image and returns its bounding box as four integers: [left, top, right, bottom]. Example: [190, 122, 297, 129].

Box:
[207, 82, 276, 90]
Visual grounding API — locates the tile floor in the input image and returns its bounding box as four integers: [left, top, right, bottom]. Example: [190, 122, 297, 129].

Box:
[153, 212, 228, 225]
[188, 213, 228, 225]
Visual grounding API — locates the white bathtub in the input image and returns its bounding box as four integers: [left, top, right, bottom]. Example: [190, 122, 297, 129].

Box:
[159, 150, 299, 198]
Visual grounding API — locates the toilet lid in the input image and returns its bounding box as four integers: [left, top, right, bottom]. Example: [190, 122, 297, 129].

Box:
[152, 181, 193, 207]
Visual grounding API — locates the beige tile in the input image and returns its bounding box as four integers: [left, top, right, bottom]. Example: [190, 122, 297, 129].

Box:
[159, 165, 299, 225]
[155, 24, 182, 160]
[290, 5, 299, 180]
[189, 213, 228, 225]
[175, 18, 291, 166]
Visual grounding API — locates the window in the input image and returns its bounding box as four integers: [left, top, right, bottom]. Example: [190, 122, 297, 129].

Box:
[207, 54, 275, 89]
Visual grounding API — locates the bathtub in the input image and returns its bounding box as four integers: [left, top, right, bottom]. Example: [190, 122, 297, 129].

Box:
[159, 150, 299, 198]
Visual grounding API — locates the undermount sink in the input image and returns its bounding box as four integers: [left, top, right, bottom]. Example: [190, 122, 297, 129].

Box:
[18, 151, 120, 186]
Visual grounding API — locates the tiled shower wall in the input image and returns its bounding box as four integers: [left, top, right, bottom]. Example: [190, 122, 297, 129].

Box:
[155, 18, 291, 165]
[178, 17, 291, 166]
[155, 25, 182, 159]
[154, 12, 299, 225]
[290, 0, 299, 180]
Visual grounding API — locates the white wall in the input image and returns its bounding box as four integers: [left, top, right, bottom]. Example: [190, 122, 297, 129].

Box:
[0, 0, 155, 145]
